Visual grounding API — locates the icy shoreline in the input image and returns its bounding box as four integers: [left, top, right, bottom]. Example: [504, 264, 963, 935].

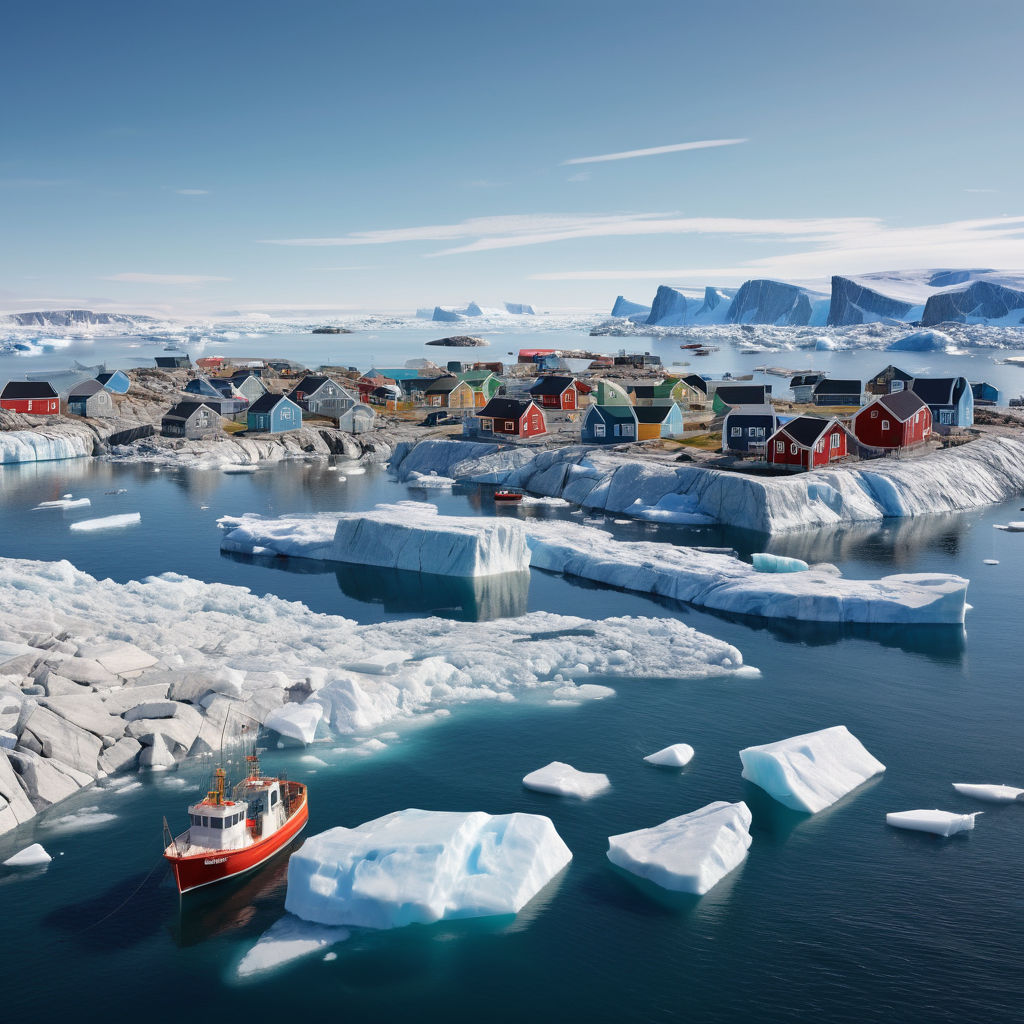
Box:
[390, 436, 1024, 534]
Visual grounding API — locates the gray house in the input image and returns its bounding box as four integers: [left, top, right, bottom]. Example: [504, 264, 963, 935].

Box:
[229, 372, 269, 404]
[288, 375, 358, 417]
[338, 403, 376, 433]
[67, 379, 115, 418]
[161, 401, 221, 439]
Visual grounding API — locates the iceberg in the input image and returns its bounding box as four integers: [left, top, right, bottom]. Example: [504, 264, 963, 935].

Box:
[284, 809, 572, 928]
[725, 279, 827, 326]
[3, 842, 52, 867]
[0, 430, 92, 465]
[739, 726, 885, 813]
[264, 702, 323, 744]
[827, 276, 916, 326]
[887, 329, 954, 352]
[33, 498, 91, 511]
[606, 801, 752, 895]
[237, 915, 349, 979]
[643, 743, 694, 767]
[886, 810, 980, 836]
[951, 783, 1023, 803]
[752, 553, 809, 573]
[611, 295, 651, 318]
[69, 513, 141, 532]
[522, 761, 610, 799]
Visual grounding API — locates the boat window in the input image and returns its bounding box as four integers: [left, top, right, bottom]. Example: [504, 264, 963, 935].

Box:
[271, 790, 279, 806]
[201, 816, 209, 827]
[211, 816, 223, 829]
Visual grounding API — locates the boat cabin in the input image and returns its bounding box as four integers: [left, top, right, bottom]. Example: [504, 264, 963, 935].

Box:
[233, 775, 288, 836]
[186, 797, 251, 851]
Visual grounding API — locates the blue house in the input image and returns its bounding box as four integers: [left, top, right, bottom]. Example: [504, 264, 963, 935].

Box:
[910, 376, 974, 429]
[971, 381, 1001, 407]
[246, 392, 303, 433]
[96, 370, 130, 394]
[633, 402, 685, 441]
[581, 404, 638, 444]
[722, 404, 780, 453]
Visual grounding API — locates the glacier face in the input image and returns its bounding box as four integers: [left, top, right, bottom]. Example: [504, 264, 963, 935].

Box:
[610, 295, 651, 318]
[921, 280, 1024, 325]
[726, 279, 827, 326]
[0, 430, 93, 464]
[827, 276, 916, 326]
[645, 285, 690, 326]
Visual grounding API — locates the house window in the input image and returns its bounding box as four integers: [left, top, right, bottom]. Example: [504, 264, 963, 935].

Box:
[790, 443, 798, 455]
[816, 440, 824, 453]
[940, 411, 952, 425]
[881, 420, 890, 431]
[622, 424, 633, 436]
[775, 440, 784, 453]
[594, 423, 606, 438]
[27, 400, 32, 410]
[505, 420, 515, 431]
[731, 426, 743, 437]
[282, 408, 291, 419]
[830, 433, 841, 449]
[870, 409, 878, 418]
[892, 380, 904, 392]
[480, 419, 492, 431]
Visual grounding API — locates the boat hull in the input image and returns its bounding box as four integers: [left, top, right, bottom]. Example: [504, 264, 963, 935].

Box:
[165, 784, 308, 895]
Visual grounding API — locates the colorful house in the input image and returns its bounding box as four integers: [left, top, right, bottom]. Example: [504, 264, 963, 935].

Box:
[161, 401, 221, 439]
[971, 381, 1001, 407]
[812, 378, 862, 407]
[527, 375, 584, 410]
[67, 379, 115, 418]
[593, 379, 633, 406]
[423, 376, 461, 407]
[722, 405, 780, 454]
[712, 384, 772, 415]
[581, 404, 638, 444]
[865, 364, 913, 397]
[767, 415, 850, 471]
[0, 381, 59, 415]
[246, 393, 303, 434]
[475, 398, 547, 439]
[96, 370, 130, 394]
[449, 371, 502, 409]
[634, 403, 684, 441]
[851, 390, 931, 450]
[287, 375, 357, 416]
[910, 376, 974, 428]
[357, 373, 396, 401]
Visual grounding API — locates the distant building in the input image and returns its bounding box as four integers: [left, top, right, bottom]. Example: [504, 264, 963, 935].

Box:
[449, 371, 502, 409]
[971, 381, 1001, 407]
[0, 381, 59, 415]
[910, 376, 974, 428]
[580, 404, 638, 445]
[722, 404, 780, 454]
[155, 355, 191, 369]
[865, 364, 913, 397]
[789, 373, 822, 403]
[526, 375, 584, 411]
[423, 376, 462, 408]
[851, 390, 931, 450]
[812, 378, 862, 407]
[161, 401, 221, 439]
[287, 375, 358, 417]
[96, 370, 131, 394]
[67, 379, 115, 418]
[712, 384, 772, 414]
[229, 372, 269, 404]
[767, 415, 850, 471]
[338, 403, 376, 433]
[475, 398, 547, 439]
[634, 403, 684, 441]
[246, 393, 303, 434]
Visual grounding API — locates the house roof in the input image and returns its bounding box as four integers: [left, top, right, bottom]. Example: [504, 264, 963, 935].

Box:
[812, 378, 862, 396]
[633, 405, 677, 423]
[456, 370, 495, 384]
[68, 379, 105, 398]
[1, 381, 58, 400]
[155, 355, 191, 367]
[910, 377, 960, 405]
[424, 376, 461, 393]
[723, 404, 777, 420]
[715, 385, 768, 406]
[479, 397, 535, 420]
[162, 401, 219, 421]
[291, 375, 331, 393]
[790, 373, 822, 388]
[247, 392, 296, 414]
[96, 371, 126, 385]
[588, 404, 637, 423]
[681, 373, 709, 394]
[873, 389, 928, 421]
[871, 364, 913, 380]
[528, 375, 576, 396]
[776, 414, 834, 447]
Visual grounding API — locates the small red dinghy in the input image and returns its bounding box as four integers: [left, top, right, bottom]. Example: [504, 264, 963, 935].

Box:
[163, 751, 308, 895]
[494, 489, 524, 503]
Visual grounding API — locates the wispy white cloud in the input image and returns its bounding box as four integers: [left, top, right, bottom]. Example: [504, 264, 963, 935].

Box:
[101, 272, 230, 284]
[528, 215, 1024, 282]
[174, 188, 210, 196]
[561, 138, 747, 166]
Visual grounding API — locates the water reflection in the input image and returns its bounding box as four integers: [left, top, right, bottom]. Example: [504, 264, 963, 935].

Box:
[221, 550, 530, 621]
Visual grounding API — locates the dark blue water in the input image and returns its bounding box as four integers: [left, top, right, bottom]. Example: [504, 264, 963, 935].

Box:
[1, 456, 1022, 1022]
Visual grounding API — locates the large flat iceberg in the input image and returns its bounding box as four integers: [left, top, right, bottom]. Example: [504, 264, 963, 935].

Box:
[951, 782, 1023, 803]
[886, 810, 979, 836]
[607, 801, 752, 894]
[285, 809, 572, 928]
[739, 726, 886, 813]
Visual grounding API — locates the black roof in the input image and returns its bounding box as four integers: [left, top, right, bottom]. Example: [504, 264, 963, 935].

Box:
[875, 389, 928, 421]
[247, 392, 295, 414]
[779, 414, 833, 447]
[528, 375, 575, 396]
[716, 385, 768, 406]
[813, 378, 861, 396]
[633, 406, 674, 423]
[479, 397, 534, 419]
[68, 379, 105, 397]
[681, 373, 708, 394]
[910, 377, 958, 405]
[630, 385, 657, 399]
[291, 375, 330, 393]
[871, 364, 913, 380]
[162, 401, 219, 421]
[1, 381, 58, 399]
[95, 371, 124, 385]
[155, 355, 191, 367]
[790, 373, 822, 387]
[588, 404, 637, 422]
[424, 375, 460, 393]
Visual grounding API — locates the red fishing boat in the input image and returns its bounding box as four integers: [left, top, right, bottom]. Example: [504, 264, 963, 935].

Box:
[163, 752, 308, 895]
[493, 488, 524, 503]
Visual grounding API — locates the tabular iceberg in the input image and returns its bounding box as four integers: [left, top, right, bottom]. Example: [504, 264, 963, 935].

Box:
[285, 809, 572, 928]
[951, 783, 1023, 803]
[607, 801, 752, 895]
[886, 810, 980, 836]
[739, 726, 885, 813]
[522, 761, 611, 798]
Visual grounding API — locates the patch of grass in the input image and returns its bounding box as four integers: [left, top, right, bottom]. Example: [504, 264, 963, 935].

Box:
[223, 420, 247, 434]
[678, 432, 722, 450]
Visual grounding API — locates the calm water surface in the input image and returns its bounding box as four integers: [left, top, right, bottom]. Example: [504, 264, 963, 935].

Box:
[0, 455, 1022, 1023]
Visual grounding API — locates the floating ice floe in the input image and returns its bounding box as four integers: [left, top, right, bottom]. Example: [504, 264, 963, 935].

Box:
[285, 809, 572, 929]
[518, 495, 570, 507]
[221, 464, 260, 474]
[3, 843, 52, 867]
[983, 559, 1000, 565]
[33, 498, 91, 511]
[739, 726, 886, 813]
[236, 915, 349, 979]
[607, 801, 752, 895]
[264, 702, 323, 745]
[45, 806, 118, 831]
[406, 471, 455, 488]
[644, 743, 694, 768]
[69, 513, 141, 532]
[522, 761, 610, 799]
[886, 810, 980, 836]
[550, 683, 614, 702]
[752, 553, 808, 573]
[951, 783, 1024, 803]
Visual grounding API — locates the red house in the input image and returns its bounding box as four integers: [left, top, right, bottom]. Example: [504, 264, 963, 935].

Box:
[851, 390, 931, 450]
[1, 381, 59, 415]
[526, 375, 587, 410]
[357, 373, 395, 402]
[767, 415, 850, 471]
[477, 397, 547, 438]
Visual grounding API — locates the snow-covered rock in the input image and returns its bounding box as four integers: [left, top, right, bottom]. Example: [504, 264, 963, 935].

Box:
[951, 783, 1023, 803]
[285, 809, 572, 928]
[3, 842, 52, 867]
[827, 276, 916, 326]
[922, 280, 1024, 326]
[607, 801, 752, 894]
[522, 761, 610, 799]
[739, 725, 885, 813]
[886, 810, 980, 836]
[643, 743, 694, 767]
[646, 285, 690, 327]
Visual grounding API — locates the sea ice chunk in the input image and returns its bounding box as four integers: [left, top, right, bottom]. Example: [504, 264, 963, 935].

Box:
[236, 915, 349, 978]
[739, 725, 886, 813]
[607, 801, 752, 895]
[3, 842, 52, 867]
[951, 783, 1023, 803]
[752, 553, 809, 573]
[285, 809, 572, 929]
[69, 513, 141, 532]
[522, 761, 610, 799]
[33, 498, 91, 510]
[644, 743, 694, 767]
[886, 810, 980, 836]
[264, 702, 323, 744]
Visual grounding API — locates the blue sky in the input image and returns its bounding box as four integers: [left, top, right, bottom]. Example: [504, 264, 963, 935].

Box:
[2, 0, 1022, 316]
